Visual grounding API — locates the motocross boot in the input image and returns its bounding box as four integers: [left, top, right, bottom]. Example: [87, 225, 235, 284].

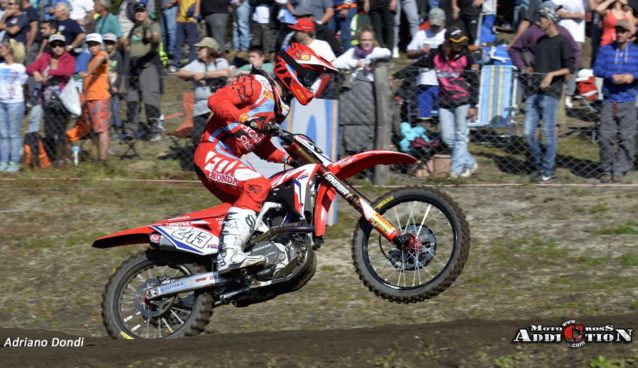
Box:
[217, 207, 266, 274]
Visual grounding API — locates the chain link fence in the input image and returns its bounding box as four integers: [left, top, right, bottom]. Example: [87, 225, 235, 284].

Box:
[19, 59, 637, 184]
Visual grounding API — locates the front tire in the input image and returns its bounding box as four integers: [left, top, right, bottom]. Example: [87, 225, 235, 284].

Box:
[352, 187, 470, 303]
[102, 250, 213, 339]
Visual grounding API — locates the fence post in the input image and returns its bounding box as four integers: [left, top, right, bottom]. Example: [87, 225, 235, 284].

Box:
[373, 60, 392, 186]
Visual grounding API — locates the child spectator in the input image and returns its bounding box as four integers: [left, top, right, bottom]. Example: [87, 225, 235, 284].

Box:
[235, 46, 275, 76]
[78, 33, 111, 162]
[0, 38, 28, 173]
[593, 19, 638, 183]
[406, 7, 446, 123]
[103, 33, 123, 138]
[176, 37, 230, 146]
[414, 26, 479, 179]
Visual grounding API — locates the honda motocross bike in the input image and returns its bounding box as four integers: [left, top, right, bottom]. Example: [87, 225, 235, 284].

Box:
[95, 125, 470, 339]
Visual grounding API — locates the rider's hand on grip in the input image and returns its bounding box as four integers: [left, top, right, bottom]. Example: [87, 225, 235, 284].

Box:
[284, 155, 303, 169]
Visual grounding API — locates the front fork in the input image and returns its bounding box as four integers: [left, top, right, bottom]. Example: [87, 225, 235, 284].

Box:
[321, 172, 413, 250]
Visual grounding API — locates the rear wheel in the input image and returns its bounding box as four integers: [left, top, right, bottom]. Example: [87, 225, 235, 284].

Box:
[352, 187, 470, 303]
[102, 250, 213, 339]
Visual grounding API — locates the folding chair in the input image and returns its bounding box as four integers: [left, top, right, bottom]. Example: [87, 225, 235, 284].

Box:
[469, 64, 518, 139]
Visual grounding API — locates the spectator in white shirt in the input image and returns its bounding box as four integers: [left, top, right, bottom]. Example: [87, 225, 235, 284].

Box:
[555, 0, 586, 108]
[333, 26, 391, 81]
[406, 7, 446, 122]
[290, 17, 336, 61]
[70, 0, 95, 26]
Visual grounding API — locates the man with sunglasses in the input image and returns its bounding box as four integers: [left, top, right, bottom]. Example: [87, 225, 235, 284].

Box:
[593, 19, 638, 183]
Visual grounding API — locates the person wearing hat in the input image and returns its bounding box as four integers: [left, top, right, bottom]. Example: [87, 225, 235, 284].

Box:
[0, 38, 28, 173]
[289, 17, 337, 62]
[521, 2, 574, 183]
[27, 33, 76, 165]
[412, 26, 480, 179]
[77, 33, 111, 162]
[508, 1, 581, 82]
[176, 37, 230, 147]
[593, 18, 638, 183]
[281, 4, 341, 54]
[124, 0, 163, 141]
[406, 7, 447, 122]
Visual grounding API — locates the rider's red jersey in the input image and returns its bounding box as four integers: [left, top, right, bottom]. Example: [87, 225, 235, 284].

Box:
[201, 73, 290, 163]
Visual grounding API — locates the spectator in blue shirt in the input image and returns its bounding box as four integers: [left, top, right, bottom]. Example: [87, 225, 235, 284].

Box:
[592, 19, 638, 183]
[1, 0, 29, 45]
[54, 0, 85, 52]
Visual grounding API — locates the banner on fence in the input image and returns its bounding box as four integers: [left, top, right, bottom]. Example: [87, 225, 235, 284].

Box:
[245, 98, 339, 225]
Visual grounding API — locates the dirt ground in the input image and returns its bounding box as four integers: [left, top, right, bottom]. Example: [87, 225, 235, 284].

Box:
[0, 182, 637, 367]
[1, 313, 637, 367]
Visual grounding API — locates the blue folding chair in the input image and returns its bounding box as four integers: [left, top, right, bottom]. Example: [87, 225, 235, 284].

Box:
[469, 65, 518, 138]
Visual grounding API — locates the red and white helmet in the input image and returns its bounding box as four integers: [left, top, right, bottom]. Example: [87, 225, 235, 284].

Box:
[274, 43, 338, 105]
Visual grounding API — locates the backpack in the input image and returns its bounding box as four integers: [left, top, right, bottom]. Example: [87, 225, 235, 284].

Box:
[23, 132, 52, 169]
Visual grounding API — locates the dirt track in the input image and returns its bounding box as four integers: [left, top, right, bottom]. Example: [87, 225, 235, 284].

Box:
[1, 314, 636, 367]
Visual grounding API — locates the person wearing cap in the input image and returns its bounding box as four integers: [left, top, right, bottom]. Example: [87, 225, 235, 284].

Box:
[281, 4, 341, 56]
[94, 0, 122, 39]
[522, 3, 574, 183]
[77, 33, 111, 162]
[0, 38, 28, 174]
[27, 33, 76, 165]
[170, 0, 200, 73]
[596, 0, 637, 47]
[176, 37, 230, 147]
[593, 18, 638, 183]
[412, 26, 480, 179]
[124, 0, 163, 141]
[508, 2, 581, 79]
[53, 0, 86, 53]
[450, 0, 481, 45]
[290, 17, 337, 62]
[406, 7, 447, 122]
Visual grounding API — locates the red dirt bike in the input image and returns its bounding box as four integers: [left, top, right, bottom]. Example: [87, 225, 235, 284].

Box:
[95, 126, 470, 339]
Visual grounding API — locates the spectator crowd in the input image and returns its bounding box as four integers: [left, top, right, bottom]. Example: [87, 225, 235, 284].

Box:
[0, 0, 635, 184]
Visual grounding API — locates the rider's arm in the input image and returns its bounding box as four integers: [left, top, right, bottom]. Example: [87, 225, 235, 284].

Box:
[254, 139, 288, 164]
[207, 75, 262, 122]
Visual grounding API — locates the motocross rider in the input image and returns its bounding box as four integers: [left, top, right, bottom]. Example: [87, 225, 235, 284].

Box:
[193, 43, 338, 274]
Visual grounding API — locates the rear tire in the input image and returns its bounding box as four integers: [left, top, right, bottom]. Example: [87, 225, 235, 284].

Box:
[102, 250, 213, 339]
[352, 187, 470, 303]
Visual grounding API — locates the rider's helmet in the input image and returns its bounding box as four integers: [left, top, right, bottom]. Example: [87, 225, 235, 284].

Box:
[274, 42, 338, 105]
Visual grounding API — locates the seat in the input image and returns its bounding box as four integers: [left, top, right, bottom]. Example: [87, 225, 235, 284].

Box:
[469, 64, 518, 138]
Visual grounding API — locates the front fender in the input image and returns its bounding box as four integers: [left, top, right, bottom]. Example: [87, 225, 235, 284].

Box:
[313, 151, 416, 238]
[92, 226, 154, 248]
[328, 151, 417, 180]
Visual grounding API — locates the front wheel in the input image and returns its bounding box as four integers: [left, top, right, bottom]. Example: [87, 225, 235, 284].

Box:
[102, 250, 214, 339]
[352, 186, 470, 303]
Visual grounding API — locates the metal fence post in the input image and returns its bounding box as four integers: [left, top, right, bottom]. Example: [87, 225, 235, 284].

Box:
[373, 60, 392, 185]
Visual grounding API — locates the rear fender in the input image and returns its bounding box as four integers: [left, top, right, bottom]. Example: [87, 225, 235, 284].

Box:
[92, 203, 231, 249]
[312, 151, 416, 237]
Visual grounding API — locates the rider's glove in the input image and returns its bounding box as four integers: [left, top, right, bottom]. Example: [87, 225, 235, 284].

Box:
[285, 155, 303, 168]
